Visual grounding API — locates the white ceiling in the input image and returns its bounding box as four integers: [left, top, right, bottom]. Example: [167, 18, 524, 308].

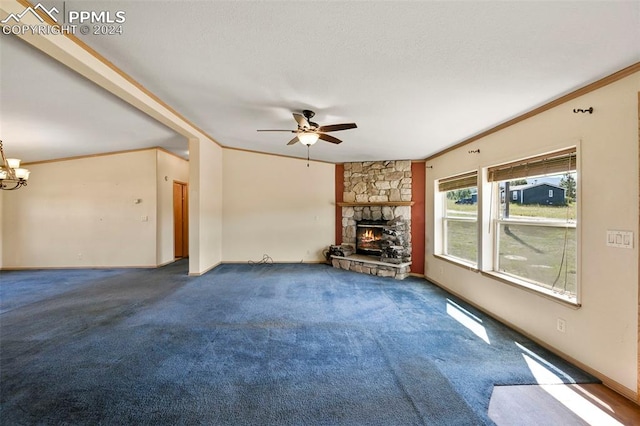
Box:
[1, 1, 639, 163]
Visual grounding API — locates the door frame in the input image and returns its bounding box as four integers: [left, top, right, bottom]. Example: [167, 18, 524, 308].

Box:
[173, 180, 189, 259]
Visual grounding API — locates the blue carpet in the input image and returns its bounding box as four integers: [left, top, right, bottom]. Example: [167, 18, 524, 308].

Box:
[0, 262, 597, 425]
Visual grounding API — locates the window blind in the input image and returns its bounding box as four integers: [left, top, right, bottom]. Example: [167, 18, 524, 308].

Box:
[488, 148, 576, 182]
[438, 171, 478, 192]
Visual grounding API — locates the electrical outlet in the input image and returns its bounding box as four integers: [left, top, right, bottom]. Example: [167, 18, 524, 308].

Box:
[556, 318, 566, 333]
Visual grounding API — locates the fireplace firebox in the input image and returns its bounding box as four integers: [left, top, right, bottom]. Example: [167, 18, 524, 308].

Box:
[356, 221, 386, 256]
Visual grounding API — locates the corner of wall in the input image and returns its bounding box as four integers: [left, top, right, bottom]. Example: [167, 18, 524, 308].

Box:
[189, 138, 223, 274]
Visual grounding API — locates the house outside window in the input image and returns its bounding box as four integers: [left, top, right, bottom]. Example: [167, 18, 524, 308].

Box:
[488, 148, 578, 302]
[439, 172, 478, 266]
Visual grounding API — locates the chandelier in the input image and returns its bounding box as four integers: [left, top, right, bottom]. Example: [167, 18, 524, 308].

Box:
[0, 140, 30, 190]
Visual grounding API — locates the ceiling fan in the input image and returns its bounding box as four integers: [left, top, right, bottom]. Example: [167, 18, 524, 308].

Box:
[257, 110, 357, 146]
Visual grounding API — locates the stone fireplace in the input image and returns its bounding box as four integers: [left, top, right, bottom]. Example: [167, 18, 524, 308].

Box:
[331, 160, 413, 279]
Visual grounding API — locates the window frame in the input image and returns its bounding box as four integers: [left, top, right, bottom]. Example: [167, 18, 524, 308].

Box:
[487, 148, 580, 305]
[438, 172, 479, 268]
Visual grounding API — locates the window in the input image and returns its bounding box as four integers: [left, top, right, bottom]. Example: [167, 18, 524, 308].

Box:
[488, 148, 577, 302]
[439, 172, 478, 266]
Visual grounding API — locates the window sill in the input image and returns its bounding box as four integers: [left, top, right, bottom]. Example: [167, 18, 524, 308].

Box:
[433, 254, 478, 272]
[480, 271, 581, 308]
[432, 256, 580, 308]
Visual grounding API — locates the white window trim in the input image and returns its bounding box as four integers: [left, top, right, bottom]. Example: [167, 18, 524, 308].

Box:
[481, 270, 581, 307]
[433, 145, 581, 307]
[488, 147, 580, 305]
[441, 192, 478, 267]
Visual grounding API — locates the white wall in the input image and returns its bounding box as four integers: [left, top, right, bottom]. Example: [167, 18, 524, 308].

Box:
[425, 73, 639, 393]
[188, 138, 223, 275]
[156, 150, 189, 266]
[222, 149, 335, 262]
[2, 150, 158, 268]
[0, 191, 3, 269]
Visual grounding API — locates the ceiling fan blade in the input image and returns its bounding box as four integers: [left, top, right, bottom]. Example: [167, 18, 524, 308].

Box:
[293, 113, 309, 128]
[318, 133, 342, 144]
[287, 136, 299, 145]
[318, 123, 357, 132]
[257, 129, 296, 132]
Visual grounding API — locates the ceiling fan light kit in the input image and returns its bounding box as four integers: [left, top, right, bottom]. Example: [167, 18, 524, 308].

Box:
[298, 132, 320, 146]
[257, 109, 357, 147]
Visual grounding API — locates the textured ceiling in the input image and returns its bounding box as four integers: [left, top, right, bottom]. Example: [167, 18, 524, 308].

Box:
[0, 32, 187, 162]
[2, 1, 639, 163]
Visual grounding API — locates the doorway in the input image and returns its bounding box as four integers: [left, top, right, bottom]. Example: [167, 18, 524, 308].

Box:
[173, 181, 188, 259]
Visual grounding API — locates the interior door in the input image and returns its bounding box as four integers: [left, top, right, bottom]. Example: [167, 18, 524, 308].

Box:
[173, 181, 188, 258]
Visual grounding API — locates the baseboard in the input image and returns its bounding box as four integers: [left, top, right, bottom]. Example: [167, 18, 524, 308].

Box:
[1, 259, 326, 273]
[188, 261, 221, 276]
[157, 259, 178, 267]
[1, 259, 182, 270]
[601, 379, 638, 403]
[221, 260, 327, 264]
[1, 265, 156, 270]
[189, 260, 326, 277]
[409, 272, 425, 278]
[424, 274, 639, 406]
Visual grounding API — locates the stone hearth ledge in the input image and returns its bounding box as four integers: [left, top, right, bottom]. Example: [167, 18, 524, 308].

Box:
[331, 254, 411, 280]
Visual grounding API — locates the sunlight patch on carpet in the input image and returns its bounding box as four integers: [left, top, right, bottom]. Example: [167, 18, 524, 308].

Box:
[446, 299, 490, 344]
[517, 342, 575, 384]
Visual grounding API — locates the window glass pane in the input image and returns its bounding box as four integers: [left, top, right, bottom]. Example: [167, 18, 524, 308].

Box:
[442, 186, 478, 265]
[497, 223, 577, 298]
[445, 220, 477, 263]
[498, 172, 577, 222]
[445, 188, 478, 219]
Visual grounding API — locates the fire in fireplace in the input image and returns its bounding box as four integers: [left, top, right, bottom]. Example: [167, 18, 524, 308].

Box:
[356, 221, 385, 255]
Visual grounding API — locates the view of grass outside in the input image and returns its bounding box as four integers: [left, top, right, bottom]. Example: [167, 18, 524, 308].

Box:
[497, 224, 576, 297]
[444, 191, 477, 265]
[444, 171, 577, 299]
[496, 173, 577, 298]
[499, 202, 577, 221]
[445, 220, 477, 263]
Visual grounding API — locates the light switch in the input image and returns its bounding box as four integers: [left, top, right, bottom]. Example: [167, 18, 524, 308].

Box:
[606, 230, 633, 249]
[141, 215, 148, 222]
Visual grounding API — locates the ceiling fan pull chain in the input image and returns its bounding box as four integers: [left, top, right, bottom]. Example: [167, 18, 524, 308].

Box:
[307, 145, 310, 167]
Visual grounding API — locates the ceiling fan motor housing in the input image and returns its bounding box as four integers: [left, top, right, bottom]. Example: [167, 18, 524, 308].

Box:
[301, 110, 319, 129]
